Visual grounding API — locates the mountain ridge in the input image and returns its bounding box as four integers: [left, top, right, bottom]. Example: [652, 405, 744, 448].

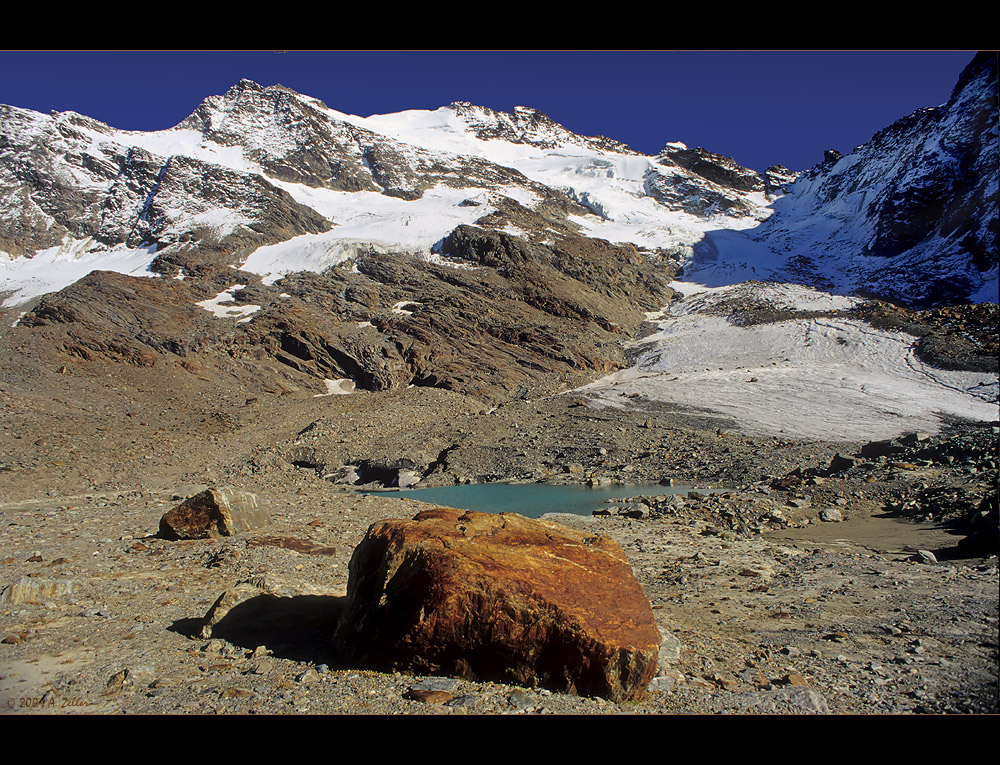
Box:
[0, 53, 996, 413]
[2, 53, 995, 312]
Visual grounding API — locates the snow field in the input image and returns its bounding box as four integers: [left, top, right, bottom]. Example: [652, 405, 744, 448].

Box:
[314, 378, 356, 396]
[0, 239, 159, 307]
[581, 282, 999, 442]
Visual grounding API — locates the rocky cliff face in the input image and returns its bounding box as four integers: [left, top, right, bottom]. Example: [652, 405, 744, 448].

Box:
[645, 143, 774, 221]
[863, 53, 997, 270]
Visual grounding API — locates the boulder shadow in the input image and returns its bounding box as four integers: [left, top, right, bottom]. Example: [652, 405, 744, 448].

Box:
[177, 593, 349, 665]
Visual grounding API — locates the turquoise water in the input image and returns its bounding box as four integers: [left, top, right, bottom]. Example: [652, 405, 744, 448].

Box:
[360, 482, 693, 519]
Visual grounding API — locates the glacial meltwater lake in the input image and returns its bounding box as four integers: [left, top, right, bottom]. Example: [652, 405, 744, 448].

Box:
[360, 481, 704, 519]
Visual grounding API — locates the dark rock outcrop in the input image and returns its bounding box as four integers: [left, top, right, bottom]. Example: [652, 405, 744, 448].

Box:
[645, 144, 770, 220]
[21, 270, 228, 364]
[658, 144, 766, 193]
[448, 101, 637, 155]
[763, 164, 799, 194]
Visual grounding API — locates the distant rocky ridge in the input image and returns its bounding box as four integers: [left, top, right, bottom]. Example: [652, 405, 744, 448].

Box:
[180, 82, 552, 201]
[0, 105, 332, 271]
[447, 100, 637, 155]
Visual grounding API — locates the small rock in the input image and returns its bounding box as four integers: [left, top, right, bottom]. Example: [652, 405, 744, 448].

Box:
[107, 670, 129, 692]
[819, 508, 843, 522]
[658, 629, 681, 663]
[411, 677, 460, 692]
[740, 687, 829, 714]
[828, 453, 857, 472]
[783, 672, 809, 687]
[220, 687, 255, 699]
[127, 666, 156, 687]
[618, 503, 648, 519]
[251, 659, 274, 675]
[404, 688, 454, 703]
[649, 675, 676, 693]
[711, 673, 739, 691]
[0, 577, 75, 605]
[508, 690, 535, 709]
[446, 694, 478, 709]
[296, 669, 320, 684]
[159, 487, 267, 540]
[395, 470, 421, 489]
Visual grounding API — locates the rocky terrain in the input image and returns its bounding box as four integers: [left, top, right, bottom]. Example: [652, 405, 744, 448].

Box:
[0, 313, 996, 714]
[0, 426, 995, 715]
[1, 54, 997, 715]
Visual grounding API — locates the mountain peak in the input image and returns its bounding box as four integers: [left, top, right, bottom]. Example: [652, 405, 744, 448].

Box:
[446, 100, 635, 155]
[228, 78, 265, 94]
[180, 79, 326, 133]
[1, 56, 995, 311]
[948, 51, 997, 108]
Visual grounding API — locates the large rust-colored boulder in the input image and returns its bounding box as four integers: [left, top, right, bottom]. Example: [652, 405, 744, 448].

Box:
[333, 508, 661, 701]
[159, 487, 267, 540]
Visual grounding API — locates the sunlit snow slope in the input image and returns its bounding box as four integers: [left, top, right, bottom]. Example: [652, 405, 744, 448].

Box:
[580, 282, 998, 441]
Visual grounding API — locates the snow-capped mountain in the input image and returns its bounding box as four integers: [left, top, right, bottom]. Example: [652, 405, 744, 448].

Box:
[0, 50, 995, 473]
[2, 54, 995, 312]
[0, 72, 788, 305]
[741, 51, 998, 307]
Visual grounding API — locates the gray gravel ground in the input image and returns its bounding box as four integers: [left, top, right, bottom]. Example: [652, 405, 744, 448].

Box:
[2, 416, 996, 714]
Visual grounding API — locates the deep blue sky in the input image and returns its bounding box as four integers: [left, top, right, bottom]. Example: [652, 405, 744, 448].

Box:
[0, 51, 979, 172]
